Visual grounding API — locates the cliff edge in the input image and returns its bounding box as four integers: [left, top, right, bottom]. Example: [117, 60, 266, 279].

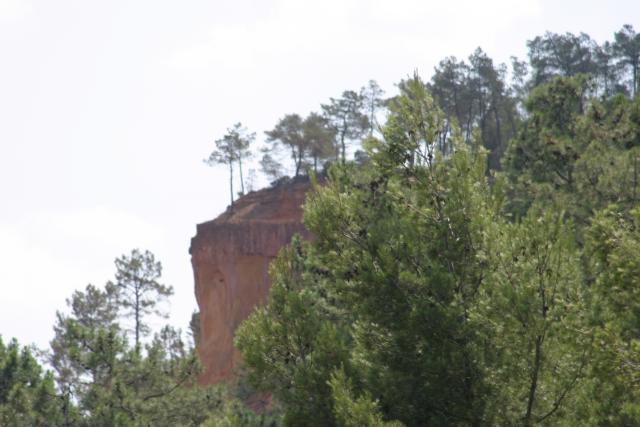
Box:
[190, 177, 312, 384]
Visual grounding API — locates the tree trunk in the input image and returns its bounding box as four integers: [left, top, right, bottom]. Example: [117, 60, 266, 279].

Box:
[525, 336, 543, 426]
[634, 154, 638, 202]
[238, 155, 245, 196]
[491, 103, 503, 170]
[62, 387, 70, 427]
[340, 118, 347, 164]
[339, 130, 347, 164]
[453, 85, 461, 125]
[229, 161, 234, 205]
[294, 148, 302, 177]
[135, 286, 140, 349]
[465, 104, 474, 144]
[634, 61, 638, 98]
[525, 278, 548, 426]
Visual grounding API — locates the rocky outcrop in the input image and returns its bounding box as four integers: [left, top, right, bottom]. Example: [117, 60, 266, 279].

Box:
[190, 177, 312, 384]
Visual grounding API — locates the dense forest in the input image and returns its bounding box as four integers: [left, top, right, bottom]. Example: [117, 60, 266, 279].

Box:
[3, 25, 640, 426]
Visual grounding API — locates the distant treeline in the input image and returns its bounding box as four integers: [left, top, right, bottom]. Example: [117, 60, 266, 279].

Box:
[206, 25, 639, 204]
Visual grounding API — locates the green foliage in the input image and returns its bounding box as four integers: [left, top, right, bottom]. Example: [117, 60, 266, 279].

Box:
[527, 32, 596, 86]
[265, 114, 307, 177]
[201, 398, 279, 427]
[477, 209, 589, 425]
[205, 127, 238, 204]
[329, 369, 403, 427]
[322, 90, 369, 164]
[241, 74, 505, 426]
[264, 112, 336, 177]
[41, 250, 235, 426]
[235, 236, 350, 426]
[235, 67, 640, 426]
[205, 122, 255, 203]
[429, 49, 520, 170]
[613, 25, 640, 97]
[573, 207, 640, 425]
[360, 80, 385, 136]
[525, 26, 639, 97]
[385, 73, 448, 166]
[259, 151, 284, 182]
[504, 75, 640, 221]
[218, 25, 640, 426]
[62, 320, 226, 427]
[0, 336, 62, 426]
[50, 282, 119, 395]
[303, 112, 336, 174]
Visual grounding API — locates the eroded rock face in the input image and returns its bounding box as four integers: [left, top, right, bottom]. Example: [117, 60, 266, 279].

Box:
[190, 178, 311, 384]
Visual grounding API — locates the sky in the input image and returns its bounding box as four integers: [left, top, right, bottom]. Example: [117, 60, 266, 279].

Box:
[0, 0, 638, 350]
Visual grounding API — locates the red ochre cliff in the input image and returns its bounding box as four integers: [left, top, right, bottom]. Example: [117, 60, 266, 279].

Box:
[190, 177, 312, 384]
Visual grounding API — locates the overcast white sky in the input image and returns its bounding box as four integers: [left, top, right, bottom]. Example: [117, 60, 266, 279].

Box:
[0, 0, 637, 350]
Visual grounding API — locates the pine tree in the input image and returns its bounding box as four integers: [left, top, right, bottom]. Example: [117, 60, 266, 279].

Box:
[265, 114, 307, 177]
[226, 122, 254, 196]
[112, 249, 173, 349]
[322, 90, 369, 164]
[204, 122, 256, 206]
[303, 112, 336, 174]
[205, 129, 238, 205]
[49, 282, 119, 416]
[0, 337, 62, 426]
[360, 80, 385, 136]
[613, 25, 640, 98]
